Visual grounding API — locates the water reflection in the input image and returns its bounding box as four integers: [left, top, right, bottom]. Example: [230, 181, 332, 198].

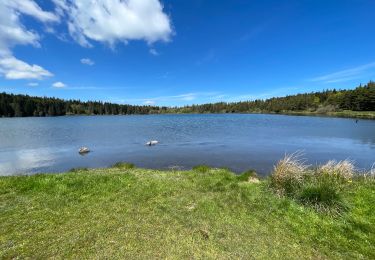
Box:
[0, 148, 56, 176]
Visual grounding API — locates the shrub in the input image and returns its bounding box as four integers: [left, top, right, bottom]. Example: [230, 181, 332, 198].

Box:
[111, 162, 135, 169]
[270, 152, 309, 196]
[192, 165, 211, 173]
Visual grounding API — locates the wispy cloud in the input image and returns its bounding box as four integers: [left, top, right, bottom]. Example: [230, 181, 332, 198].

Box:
[115, 92, 220, 105]
[144, 100, 155, 105]
[108, 87, 305, 106]
[196, 49, 216, 66]
[223, 87, 300, 102]
[80, 58, 95, 66]
[27, 82, 39, 87]
[311, 62, 375, 83]
[149, 48, 159, 56]
[239, 23, 268, 42]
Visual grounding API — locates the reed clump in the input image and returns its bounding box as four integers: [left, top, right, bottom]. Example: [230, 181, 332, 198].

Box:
[270, 153, 358, 215]
[270, 152, 309, 196]
[318, 160, 354, 181]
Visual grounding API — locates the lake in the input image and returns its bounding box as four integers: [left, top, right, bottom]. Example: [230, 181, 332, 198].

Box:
[0, 114, 374, 176]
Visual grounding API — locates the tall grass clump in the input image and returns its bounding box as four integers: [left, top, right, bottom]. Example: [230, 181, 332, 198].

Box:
[270, 152, 309, 196]
[111, 162, 135, 169]
[192, 165, 211, 173]
[318, 160, 354, 181]
[270, 154, 356, 215]
[298, 164, 350, 215]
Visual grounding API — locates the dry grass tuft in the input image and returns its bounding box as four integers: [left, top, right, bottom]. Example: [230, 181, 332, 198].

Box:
[318, 160, 354, 180]
[271, 151, 309, 196]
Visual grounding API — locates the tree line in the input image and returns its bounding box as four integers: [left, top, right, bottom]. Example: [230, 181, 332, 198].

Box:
[0, 94, 167, 117]
[0, 82, 374, 117]
[172, 81, 375, 114]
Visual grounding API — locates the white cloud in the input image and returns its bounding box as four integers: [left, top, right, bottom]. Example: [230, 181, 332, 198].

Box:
[4, 0, 59, 23]
[144, 100, 155, 105]
[149, 48, 159, 56]
[311, 62, 375, 83]
[122, 92, 220, 105]
[0, 0, 173, 81]
[0, 0, 174, 81]
[80, 58, 95, 66]
[0, 56, 53, 80]
[27, 82, 39, 87]
[52, 81, 66, 88]
[0, 0, 56, 80]
[54, 0, 172, 47]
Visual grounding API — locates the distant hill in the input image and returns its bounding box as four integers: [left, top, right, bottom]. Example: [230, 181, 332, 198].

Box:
[1, 82, 374, 117]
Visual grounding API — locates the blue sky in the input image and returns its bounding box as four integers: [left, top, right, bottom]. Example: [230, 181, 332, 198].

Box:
[0, 0, 375, 106]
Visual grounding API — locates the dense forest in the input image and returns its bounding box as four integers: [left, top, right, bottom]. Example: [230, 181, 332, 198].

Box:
[0, 82, 374, 117]
[0, 94, 167, 117]
[172, 81, 375, 114]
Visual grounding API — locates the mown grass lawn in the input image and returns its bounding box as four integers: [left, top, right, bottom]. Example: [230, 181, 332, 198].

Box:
[0, 167, 374, 259]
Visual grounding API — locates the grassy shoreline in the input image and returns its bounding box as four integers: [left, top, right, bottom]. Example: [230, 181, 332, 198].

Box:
[1, 164, 374, 259]
[194, 110, 375, 120]
[275, 110, 375, 120]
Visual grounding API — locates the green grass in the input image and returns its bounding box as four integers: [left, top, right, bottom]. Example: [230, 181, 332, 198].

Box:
[111, 162, 135, 169]
[278, 110, 375, 119]
[1, 167, 374, 259]
[192, 164, 211, 173]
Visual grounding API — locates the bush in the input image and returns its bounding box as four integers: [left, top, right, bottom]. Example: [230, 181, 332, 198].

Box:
[192, 165, 211, 173]
[111, 162, 135, 169]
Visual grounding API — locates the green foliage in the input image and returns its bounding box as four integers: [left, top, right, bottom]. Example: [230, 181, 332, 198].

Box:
[237, 169, 257, 181]
[171, 82, 375, 114]
[111, 162, 135, 169]
[0, 92, 164, 117]
[192, 165, 211, 173]
[1, 82, 374, 117]
[298, 179, 348, 215]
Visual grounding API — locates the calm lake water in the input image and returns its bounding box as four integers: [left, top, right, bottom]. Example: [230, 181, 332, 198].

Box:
[0, 114, 374, 176]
